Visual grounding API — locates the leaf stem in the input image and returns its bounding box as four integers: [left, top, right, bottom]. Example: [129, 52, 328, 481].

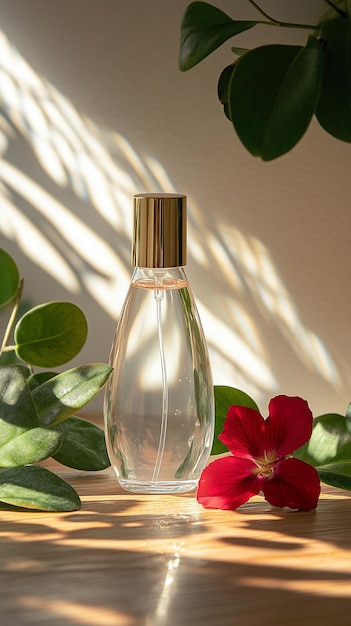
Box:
[247, 0, 318, 30]
[246, 0, 281, 22]
[0, 278, 23, 359]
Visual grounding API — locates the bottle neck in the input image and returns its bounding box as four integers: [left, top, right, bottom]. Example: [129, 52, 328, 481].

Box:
[131, 266, 188, 290]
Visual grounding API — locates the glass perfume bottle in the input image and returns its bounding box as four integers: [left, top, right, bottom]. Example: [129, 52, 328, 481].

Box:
[104, 193, 214, 494]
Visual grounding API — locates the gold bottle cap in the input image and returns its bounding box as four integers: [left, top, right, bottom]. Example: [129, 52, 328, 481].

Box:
[132, 193, 187, 268]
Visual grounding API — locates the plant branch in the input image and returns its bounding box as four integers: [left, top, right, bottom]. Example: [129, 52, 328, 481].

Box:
[246, 0, 280, 22]
[0, 278, 23, 359]
[247, 0, 318, 29]
[323, 0, 348, 17]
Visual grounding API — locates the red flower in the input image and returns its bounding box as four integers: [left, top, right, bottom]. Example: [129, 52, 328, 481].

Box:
[197, 395, 320, 511]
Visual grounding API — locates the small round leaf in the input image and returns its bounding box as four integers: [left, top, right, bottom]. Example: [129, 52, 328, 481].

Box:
[316, 16, 351, 142]
[0, 249, 20, 308]
[0, 365, 38, 447]
[317, 462, 351, 491]
[0, 465, 81, 511]
[229, 37, 326, 160]
[346, 401, 351, 434]
[212, 386, 259, 455]
[179, 1, 256, 71]
[218, 64, 236, 120]
[53, 416, 110, 470]
[294, 413, 351, 466]
[14, 302, 88, 367]
[31, 363, 113, 425]
[0, 426, 63, 467]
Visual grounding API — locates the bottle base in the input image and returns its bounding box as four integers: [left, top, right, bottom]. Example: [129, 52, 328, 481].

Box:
[117, 478, 198, 495]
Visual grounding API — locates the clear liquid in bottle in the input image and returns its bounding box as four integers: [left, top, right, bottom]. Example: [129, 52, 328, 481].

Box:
[104, 267, 214, 494]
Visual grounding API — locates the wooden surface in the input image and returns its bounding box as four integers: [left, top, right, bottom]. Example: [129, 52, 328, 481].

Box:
[0, 456, 351, 625]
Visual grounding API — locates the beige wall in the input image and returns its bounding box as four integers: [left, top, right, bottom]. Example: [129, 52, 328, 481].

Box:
[0, 0, 350, 417]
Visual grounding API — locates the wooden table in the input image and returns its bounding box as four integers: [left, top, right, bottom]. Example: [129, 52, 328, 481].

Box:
[0, 460, 350, 625]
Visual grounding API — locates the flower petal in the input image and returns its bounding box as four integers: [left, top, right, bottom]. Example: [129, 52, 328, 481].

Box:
[264, 395, 313, 457]
[262, 457, 320, 510]
[219, 405, 265, 458]
[197, 456, 262, 510]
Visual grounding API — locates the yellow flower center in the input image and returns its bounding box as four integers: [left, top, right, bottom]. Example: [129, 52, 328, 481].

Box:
[254, 450, 278, 478]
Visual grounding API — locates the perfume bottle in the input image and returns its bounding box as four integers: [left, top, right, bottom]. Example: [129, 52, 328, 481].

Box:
[104, 193, 214, 494]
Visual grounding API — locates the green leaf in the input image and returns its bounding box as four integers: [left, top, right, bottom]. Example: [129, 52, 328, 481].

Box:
[317, 462, 351, 491]
[52, 416, 110, 470]
[0, 426, 63, 467]
[345, 401, 351, 435]
[218, 64, 236, 120]
[0, 465, 81, 511]
[231, 47, 249, 56]
[27, 371, 58, 391]
[14, 301, 88, 367]
[0, 365, 38, 446]
[212, 386, 259, 455]
[294, 413, 351, 466]
[32, 363, 113, 426]
[179, 1, 256, 71]
[229, 36, 326, 160]
[316, 17, 351, 142]
[0, 249, 20, 307]
[176, 439, 195, 478]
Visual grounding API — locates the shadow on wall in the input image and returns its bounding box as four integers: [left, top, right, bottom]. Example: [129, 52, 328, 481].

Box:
[0, 29, 340, 406]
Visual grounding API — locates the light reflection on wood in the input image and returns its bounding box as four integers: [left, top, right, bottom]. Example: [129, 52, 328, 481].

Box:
[0, 464, 350, 625]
